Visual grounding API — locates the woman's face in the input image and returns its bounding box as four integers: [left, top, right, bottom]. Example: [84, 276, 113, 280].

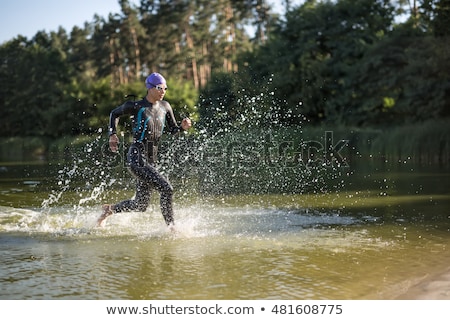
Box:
[148, 83, 168, 101]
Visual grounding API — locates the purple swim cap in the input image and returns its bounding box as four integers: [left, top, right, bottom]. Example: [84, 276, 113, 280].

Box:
[145, 72, 166, 89]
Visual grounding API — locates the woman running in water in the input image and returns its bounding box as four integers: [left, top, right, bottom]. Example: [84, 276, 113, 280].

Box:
[97, 72, 191, 228]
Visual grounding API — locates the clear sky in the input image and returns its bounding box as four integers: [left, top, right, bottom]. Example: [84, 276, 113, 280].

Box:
[0, 0, 136, 44]
[0, 0, 300, 44]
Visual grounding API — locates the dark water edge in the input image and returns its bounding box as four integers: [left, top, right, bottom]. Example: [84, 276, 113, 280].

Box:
[0, 158, 449, 230]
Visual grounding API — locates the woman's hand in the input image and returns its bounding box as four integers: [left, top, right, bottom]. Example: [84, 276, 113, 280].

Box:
[181, 118, 192, 130]
[109, 134, 119, 153]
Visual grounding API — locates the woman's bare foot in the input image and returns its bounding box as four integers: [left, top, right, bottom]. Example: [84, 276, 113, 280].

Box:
[97, 204, 113, 227]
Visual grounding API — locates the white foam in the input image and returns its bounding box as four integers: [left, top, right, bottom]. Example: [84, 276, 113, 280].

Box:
[0, 203, 390, 250]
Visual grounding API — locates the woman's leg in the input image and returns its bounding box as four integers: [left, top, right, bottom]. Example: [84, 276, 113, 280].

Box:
[113, 178, 152, 212]
[97, 178, 152, 226]
[131, 164, 174, 226]
[98, 144, 174, 226]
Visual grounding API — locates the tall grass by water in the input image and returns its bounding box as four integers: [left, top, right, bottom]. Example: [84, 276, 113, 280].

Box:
[1, 120, 448, 167]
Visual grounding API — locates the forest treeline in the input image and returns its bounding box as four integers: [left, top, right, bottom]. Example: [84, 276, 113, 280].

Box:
[0, 0, 449, 139]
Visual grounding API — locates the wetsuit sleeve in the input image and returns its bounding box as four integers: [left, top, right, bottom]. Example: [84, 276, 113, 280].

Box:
[164, 102, 183, 135]
[108, 101, 135, 136]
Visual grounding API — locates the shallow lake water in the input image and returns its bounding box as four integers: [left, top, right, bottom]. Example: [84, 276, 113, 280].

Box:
[0, 161, 449, 299]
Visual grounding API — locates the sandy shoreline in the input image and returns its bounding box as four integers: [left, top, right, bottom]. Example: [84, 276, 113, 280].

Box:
[394, 267, 450, 300]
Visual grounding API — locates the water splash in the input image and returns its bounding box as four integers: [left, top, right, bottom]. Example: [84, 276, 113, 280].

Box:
[41, 162, 80, 209]
[78, 179, 116, 206]
[15, 86, 354, 240]
[0, 202, 368, 242]
[159, 127, 349, 196]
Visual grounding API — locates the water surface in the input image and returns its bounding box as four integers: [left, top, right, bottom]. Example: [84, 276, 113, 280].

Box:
[0, 162, 449, 299]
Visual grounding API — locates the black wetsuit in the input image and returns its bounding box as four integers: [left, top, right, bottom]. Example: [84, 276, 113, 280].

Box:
[108, 97, 183, 225]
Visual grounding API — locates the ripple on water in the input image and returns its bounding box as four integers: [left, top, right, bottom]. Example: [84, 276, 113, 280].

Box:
[0, 203, 409, 299]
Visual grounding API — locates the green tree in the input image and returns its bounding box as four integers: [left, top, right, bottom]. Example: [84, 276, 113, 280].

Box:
[0, 36, 33, 136]
[420, 0, 450, 37]
[352, 2, 450, 125]
[241, 0, 396, 125]
[0, 31, 74, 137]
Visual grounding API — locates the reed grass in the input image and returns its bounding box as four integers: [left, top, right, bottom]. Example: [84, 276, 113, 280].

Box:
[1, 120, 448, 165]
[367, 120, 450, 165]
